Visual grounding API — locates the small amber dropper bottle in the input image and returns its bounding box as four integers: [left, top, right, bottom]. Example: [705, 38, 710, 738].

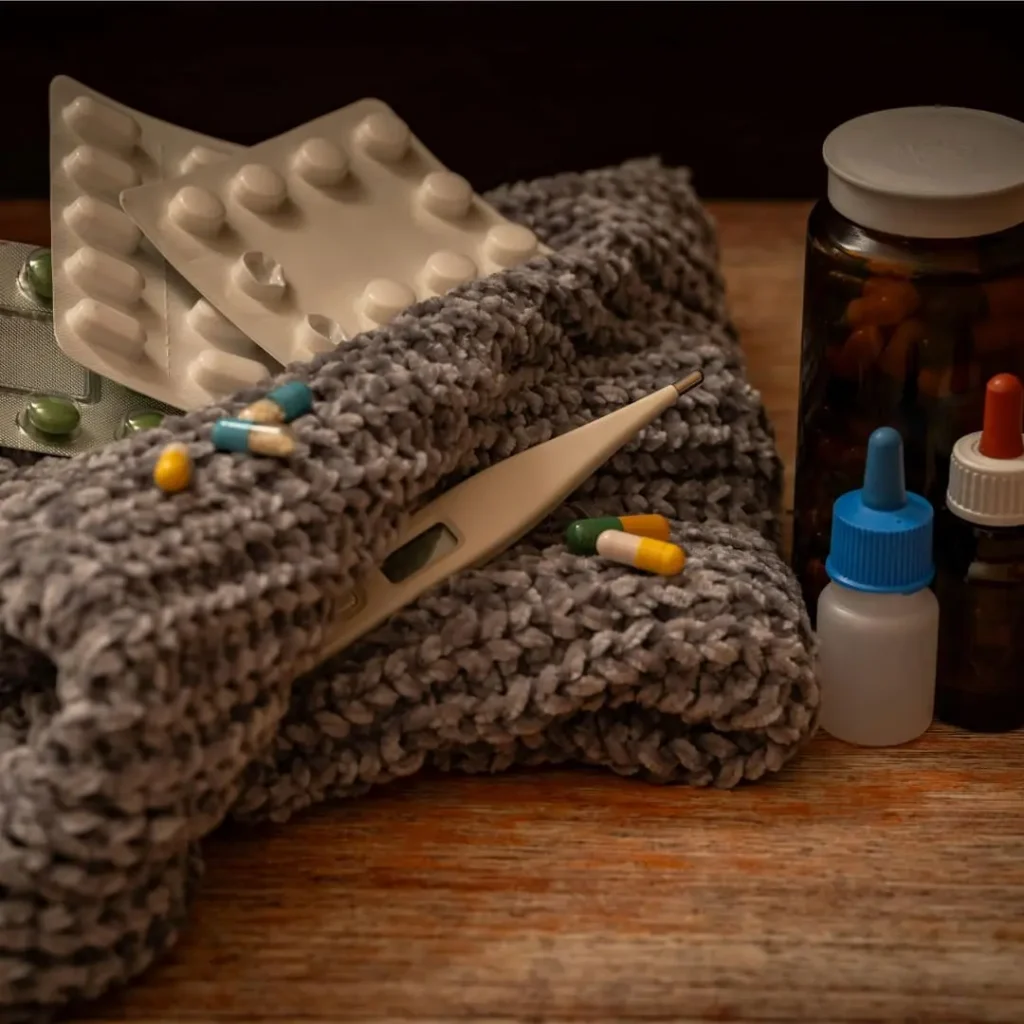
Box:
[935, 374, 1024, 732]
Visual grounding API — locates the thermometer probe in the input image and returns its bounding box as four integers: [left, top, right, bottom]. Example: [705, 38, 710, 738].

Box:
[319, 369, 704, 662]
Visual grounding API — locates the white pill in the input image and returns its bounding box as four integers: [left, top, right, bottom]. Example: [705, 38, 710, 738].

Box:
[422, 251, 477, 295]
[355, 112, 410, 163]
[295, 314, 346, 355]
[63, 196, 141, 256]
[292, 137, 348, 187]
[418, 172, 473, 220]
[484, 223, 538, 268]
[186, 299, 257, 357]
[178, 145, 230, 175]
[361, 279, 415, 325]
[66, 298, 146, 359]
[230, 164, 287, 214]
[190, 349, 270, 395]
[231, 251, 287, 305]
[62, 96, 139, 154]
[168, 186, 225, 237]
[63, 145, 140, 197]
[66, 246, 145, 307]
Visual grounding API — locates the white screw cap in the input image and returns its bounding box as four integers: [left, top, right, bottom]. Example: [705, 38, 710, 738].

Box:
[947, 374, 1024, 527]
[823, 106, 1024, 239]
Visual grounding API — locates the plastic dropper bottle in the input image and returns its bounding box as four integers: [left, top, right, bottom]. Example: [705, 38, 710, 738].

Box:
[817, 426, 938, 746]
[935, 373, 1024, 732]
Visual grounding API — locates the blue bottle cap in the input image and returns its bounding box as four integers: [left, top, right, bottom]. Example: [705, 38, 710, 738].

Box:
[825, 426, 935, 594]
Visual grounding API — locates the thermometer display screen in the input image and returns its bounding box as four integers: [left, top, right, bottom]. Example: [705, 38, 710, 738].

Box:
[380, 522, 459, 583]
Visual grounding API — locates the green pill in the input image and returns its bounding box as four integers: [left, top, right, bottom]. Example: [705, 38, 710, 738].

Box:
[565, 514, 672, 555]
[24, 395, 80, 436]
[123, 410, 165, 435]
[21, 248, 52, 304]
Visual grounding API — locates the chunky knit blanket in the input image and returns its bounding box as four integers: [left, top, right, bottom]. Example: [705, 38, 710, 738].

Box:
[0, 158, 818, 1018]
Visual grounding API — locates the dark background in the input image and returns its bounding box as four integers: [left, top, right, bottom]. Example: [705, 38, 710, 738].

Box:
[5, 2, 1022, 201]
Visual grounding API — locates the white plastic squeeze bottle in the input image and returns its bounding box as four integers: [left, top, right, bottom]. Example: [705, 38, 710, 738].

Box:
[817, 426, 938, 746]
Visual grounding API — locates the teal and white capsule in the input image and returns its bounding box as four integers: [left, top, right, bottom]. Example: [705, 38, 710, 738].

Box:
[211, 417, 297, 458]
[238, 380, 313, 425]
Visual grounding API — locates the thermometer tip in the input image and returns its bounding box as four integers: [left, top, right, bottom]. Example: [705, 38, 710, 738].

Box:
[672, 370, 704, 395]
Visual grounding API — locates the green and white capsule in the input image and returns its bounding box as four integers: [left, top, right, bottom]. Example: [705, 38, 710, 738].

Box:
[565, 514, 671, 556]
[238, 380, 313, 425]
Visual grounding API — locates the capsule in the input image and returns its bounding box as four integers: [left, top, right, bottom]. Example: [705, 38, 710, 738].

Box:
[238, 381, 313, 425]
[877, 319, 927, 381]
[179, 145, 230, 175]
[187, 299, 257, 356]
[211, 418, 296, 458]
[67, 297, 147, 358]
[190, 349, 269, 396]
[595, 530, 686, 577]
[834, 325, 885, 379]
[63, 144, 139, 196]
[565, 514, 671, 556]
[63, 195, 141, 256]
[849, 277, 920, 325]
[62, 96, 140, 153]
[66, 246, 145, 307]
[153, 443, 192, 493]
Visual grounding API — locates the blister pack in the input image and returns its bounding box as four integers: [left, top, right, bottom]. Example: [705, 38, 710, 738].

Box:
[49, 76, 280, 410]
[120, 98, 548, 366]
[0, 240, 178, 457]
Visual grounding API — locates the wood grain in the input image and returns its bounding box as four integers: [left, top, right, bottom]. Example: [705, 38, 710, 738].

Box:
[3, 201, 1022, 1024]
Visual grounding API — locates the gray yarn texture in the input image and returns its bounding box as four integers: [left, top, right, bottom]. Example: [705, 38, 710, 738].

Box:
[0, 158, 818, 1017]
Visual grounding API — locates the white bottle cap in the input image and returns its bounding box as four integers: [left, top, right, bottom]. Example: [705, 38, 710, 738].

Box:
[948, 435, 1024, 527]
[946, 375, 1024, 528]
[823, 106, 1024, 239]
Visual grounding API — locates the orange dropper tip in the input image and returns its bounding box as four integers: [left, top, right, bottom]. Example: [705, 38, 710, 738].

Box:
[979, 373, 1024, 460]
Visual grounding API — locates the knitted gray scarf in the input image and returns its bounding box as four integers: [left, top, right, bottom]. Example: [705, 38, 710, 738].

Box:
[0, 158, 818, 1018]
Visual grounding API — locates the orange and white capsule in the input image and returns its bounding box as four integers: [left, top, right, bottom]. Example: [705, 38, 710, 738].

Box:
[595, 529, 685, 576]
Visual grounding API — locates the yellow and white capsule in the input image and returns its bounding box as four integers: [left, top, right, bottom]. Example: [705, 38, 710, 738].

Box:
[153, 442, 193, 493]
[595, 529, 685, 576]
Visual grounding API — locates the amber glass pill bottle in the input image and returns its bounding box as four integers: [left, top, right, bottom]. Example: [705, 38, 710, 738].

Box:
[793, 106, 1024, 616]
[935, 373, 1024, 732]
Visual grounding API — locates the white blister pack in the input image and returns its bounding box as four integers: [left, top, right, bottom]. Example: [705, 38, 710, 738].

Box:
[49, 76, 280, 410]
[120, 98, 548, 366]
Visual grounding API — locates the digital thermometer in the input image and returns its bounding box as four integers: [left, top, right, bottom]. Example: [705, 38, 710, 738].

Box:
[319, 370, 704, 662]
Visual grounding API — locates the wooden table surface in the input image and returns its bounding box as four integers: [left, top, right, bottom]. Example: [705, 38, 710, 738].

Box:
[5, 201, 1023, 1024]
